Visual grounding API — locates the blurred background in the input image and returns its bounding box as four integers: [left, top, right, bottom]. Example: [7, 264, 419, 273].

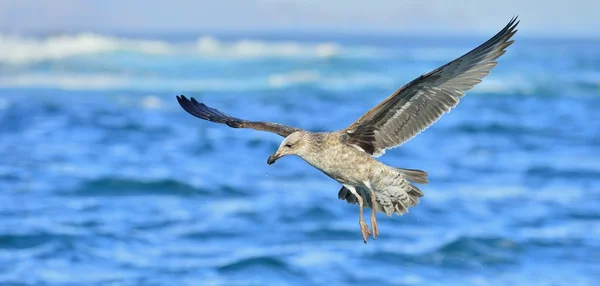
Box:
[1, 1, 599, 285]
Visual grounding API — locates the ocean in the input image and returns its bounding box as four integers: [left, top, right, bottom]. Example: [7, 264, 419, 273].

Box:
[0, 31, 599, 285]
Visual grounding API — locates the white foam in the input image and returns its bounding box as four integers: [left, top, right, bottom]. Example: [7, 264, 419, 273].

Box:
[473, 76, 535, 94]
[0, 73, 130, 90]
[267, 70, 320, 87]
[0, 33, 355, 64]
[315, 43, 342, 58]
[141, 95, 163, 109]
[0, 73, 253, 91]
[0, 33, 489, 66]
[194, 36, 344, 59]
[0, 34, 172, 64]
[0, 71, 393, 92]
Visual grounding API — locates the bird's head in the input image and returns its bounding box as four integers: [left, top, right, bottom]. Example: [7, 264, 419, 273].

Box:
[267, 131, 308, 165]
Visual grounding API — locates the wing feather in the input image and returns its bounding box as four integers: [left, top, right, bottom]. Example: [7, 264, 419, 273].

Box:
[176, 95, 302, 137]
[344, 17, 519, 156]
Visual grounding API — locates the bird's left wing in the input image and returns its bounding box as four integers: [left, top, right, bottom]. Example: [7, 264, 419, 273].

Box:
[176, 95, 302, 137]
[343, 17, 519, 156]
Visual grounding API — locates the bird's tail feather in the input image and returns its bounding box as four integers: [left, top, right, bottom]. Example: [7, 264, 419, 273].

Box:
[376, 181, 423, 216]
[337, 180, 424, 216]
[392, 167, 428, 184]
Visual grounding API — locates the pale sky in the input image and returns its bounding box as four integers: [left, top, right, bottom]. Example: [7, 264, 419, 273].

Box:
[0, 0, 598, 37]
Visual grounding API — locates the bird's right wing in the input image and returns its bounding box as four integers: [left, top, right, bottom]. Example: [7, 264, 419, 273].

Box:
[176, 95, 302, 137]
[343, 17, 519, 156]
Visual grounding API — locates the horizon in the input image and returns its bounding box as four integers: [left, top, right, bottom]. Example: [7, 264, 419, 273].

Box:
[1, 1, 600, 39]
[3, 27, 600, 42]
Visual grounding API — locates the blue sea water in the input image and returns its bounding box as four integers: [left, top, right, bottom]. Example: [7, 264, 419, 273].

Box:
[0, 31, 599, 285]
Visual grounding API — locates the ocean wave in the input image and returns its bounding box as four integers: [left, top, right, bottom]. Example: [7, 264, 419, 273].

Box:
[0, 33, 495, 65]
[362, 235, 521, 269]
[473, 77, 536, 94]
[194, 36, 345, 59]
[0, 73, 130, 90]
[0, 233, 64, 250]
[0, 71, 572, 96]
[217, 256, 289, 272]
[0, 34, 171, 64]
[0, 34, 369, 64]
[63, 178, 211, 197]
[433, 236, 520, 258]
[0, 71, 395, 92]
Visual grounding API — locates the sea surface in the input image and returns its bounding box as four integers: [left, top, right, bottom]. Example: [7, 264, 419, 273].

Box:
[0, 31, 599, 285]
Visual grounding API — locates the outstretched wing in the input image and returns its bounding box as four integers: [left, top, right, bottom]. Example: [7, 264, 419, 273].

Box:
[343, 17, 519, 156]
[176, 95, 302, 137]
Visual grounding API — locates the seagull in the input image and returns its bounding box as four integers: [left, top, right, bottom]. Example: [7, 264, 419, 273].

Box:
[176, 17, 518, 243]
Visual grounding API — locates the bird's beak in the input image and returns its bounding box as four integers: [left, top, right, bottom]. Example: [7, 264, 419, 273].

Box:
[267, 152, 282, 165]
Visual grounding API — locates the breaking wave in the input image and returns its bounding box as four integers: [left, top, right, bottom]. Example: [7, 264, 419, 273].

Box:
[0, 71, 396, 91]
[0, 33, 370, 64]
[1, 33, 597, 97]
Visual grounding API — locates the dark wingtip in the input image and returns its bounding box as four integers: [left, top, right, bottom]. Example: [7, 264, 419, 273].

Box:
[176, 95, 207, 120]
[175, 95, 240, 126]
[176, 95, 188, 106]
[507, 16, 520, 33]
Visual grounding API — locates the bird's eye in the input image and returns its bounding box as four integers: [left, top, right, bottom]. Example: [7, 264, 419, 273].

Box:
[285, 143, 292, 148]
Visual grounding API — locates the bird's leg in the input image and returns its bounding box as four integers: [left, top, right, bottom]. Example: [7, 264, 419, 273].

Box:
[369, 190, 379, 239]
[356, 195, 370, 243]
[365, 182, 379, 239]
[344, 185, 370, 243]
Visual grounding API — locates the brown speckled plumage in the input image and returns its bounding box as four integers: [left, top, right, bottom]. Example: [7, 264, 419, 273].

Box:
[176, 18, 519, 243]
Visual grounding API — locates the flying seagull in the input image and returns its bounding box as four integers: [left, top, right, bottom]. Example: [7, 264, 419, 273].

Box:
[177, 17, 519, 243]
